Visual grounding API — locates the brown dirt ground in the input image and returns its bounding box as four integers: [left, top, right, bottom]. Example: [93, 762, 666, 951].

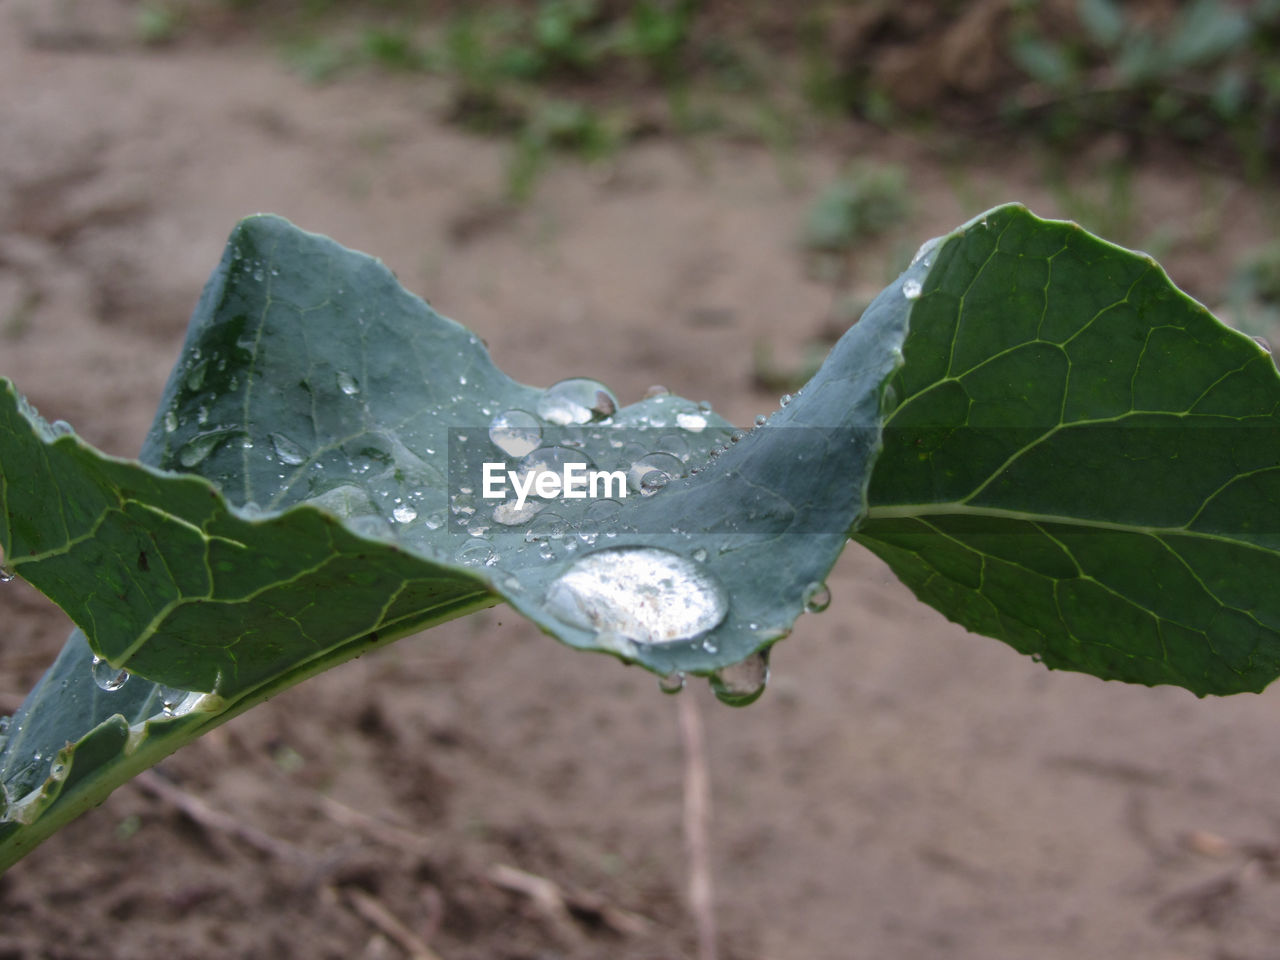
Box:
[4, 8, 1280, 960]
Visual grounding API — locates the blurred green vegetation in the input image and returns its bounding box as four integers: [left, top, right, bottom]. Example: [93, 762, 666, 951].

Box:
[166, 0, 1280, 186]
[140, 0, 1280, 342]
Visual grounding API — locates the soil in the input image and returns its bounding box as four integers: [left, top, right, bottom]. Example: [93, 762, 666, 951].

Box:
[3, 7, 1280, 960]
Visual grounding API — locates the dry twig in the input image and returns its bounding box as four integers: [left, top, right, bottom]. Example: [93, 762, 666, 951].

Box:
[679, 692, 718, 960]
[342, 885, 447, 960]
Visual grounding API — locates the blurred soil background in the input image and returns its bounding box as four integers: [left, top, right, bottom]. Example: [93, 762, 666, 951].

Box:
[3, 1, 1280, 958]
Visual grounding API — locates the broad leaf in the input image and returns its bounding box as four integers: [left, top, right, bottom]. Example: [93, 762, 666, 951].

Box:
[0, 213, 916, 867]
[855, 205, 1280, 696]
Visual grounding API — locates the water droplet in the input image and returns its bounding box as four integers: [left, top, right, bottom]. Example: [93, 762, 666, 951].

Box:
[423, 510, 446, 530]
[489, 409, 542, 458]
[692, 547, 708, 563]
[539, 541, 556, 560]
[584, 498, 622, 523]
[658, 671, 686, 694]
[178, 431, 226, 468]
[90, 656, 129, 692]
[392, 504, 418, 523]
[455, 538, 496, 567]
[337, 371, 360, 395]
[545, 547, 729, 646]
[910, 235, 941, 266]
[902, 278, 923, 300]
[50, 419, 74, 437]
[754, 414, 768, 427]
[516, 446, 597, 500]
[493, 498, 545, 526]
[163, 410, 178, 433]
[270, 433, 307, 466]
[527, 511, 569, 541]
[676, 412, 707, 433]
[644, 385, 671, 398]
[185, 359, 208, 392]
[537, 378, 619, 425]
[628, 452, 683, 496]
[709, 651, 770, 706]
[802, 581, 832, 613]
[779, 393, 793, 407]
[576, 519, 600, 546]
[0, 565, 14, 583]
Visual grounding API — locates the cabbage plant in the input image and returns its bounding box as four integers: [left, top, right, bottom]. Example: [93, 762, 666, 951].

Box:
[2, 203, 1277, 870]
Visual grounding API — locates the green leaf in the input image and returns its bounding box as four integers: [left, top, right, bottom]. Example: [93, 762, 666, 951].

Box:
[1077, 0, 1126, 49]
[0, 213, 916, 867]
[855, 205, 1280, 696]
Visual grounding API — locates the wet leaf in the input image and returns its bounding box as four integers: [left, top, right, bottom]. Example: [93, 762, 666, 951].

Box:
[856, 205, 1280, 696]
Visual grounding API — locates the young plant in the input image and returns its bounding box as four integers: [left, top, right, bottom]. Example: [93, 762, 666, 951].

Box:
[2, 204, 1278, 872]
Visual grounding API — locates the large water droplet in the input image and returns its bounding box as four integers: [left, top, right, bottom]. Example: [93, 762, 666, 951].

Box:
[392, 504, 418, 523]
[493, 498, 545, 526]
[50, 419, 74, 437]
[710, 651, 770, 707]
[90, 656, 129, 692]
[537, 378, 618, 425]
[628, 452, 683, 496]
[178, 431, 226, 468]
[337, 371, 360, 396]
[545, 547, 728, 646]
[163, 410, 179, 434]
[270, 433, 308, 466]
[676, 412, 707, 433]
[489, 409, 542, 458]
[802, 581, 832, 613]
[910, 235, 941, 266]
[902, 278, 923, 300]
[456, 538, 496, 567]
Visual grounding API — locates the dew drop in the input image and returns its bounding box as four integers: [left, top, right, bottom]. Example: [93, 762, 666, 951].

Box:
[270, 433, 307, 466]
[423, 510, 446, 530]
[538, 541, 556, 560]
[658, 671, 686, 694]
[644, 385, 671, 398]
[493, 498, 545, 526]
[50, 419, 74, 437]
[910, 235, 941, 266]
[90, 656, 129, 692]
[337, 371, 360, 396]
[0, 565, 14, 583]
[902, 278, 923, 300]
[628, 452, 683, 496]
[489, 409, 542, 458]
[802, 581, 832, 613]
[163, 410, 178, 434]
[710, 651, 770, 707]
[178, 431, 226, 468]
[545, 547, 728, 646]
[779, 393, 793, 407]
[692, 547, 708, 563]
[754, 414, 768, 427]
[676, 412, 707, 433]
[537, 378, 619, 425]
[455, 538, 496, 567]
[392, 504, 418, 523]
[185, 359, 208, 392]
